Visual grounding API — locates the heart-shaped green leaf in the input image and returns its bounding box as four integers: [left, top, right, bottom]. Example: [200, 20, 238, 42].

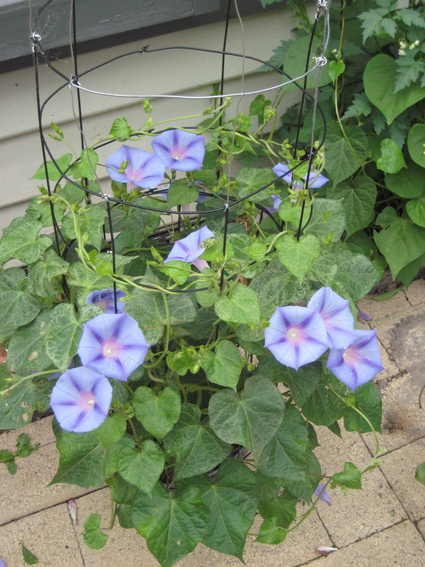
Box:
[200, 340, 243, 390]
[132, 386, 181, 439]
[275, 234, 320, 283]
[215, 284, 261, 325]
[407, 124, 425, 167]
[364, 54, 425, 124]
[118, 441, 164, 494]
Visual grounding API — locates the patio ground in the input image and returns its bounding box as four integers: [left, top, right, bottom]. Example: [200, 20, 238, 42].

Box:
[1, 279, 425, 567]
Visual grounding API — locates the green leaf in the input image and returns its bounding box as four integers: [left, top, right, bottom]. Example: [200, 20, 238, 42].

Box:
[167, 293, 197, 325]
[329, 60, 345, 83]
[22, 544, 39, 564]
[364, 54, 425, 124]
[235, 167, 275, 204]
[407, 123, 425, 168]
[0, 449, 15, 462]
[279, 361, 322, 407]
[397, 253, 425, 288]
[132, 386, 181, 439]
[125, 292, 166, 345]
[44, 303, 84, 371]
[256, 519, 287, 544]
[7, 310, 52, 374]
[103, 436, 135, 477]
[283, 36, 331, 90]
[51, 429, 106, 488]
[0, 215, 52, 266]
[374, 216, 425, 278]
[343, 381, 382, 433]
[177, 460, 259, 560]
[159, 260, 191, 285]
[132, 484, 209, 567]
[302, 383, 346, 426]
[406, 197, 425, 228]
[109, 117, 132, 140]
[358, 8, 396, 41]
[385, 161, 425, 198]
[304, 198, 347, 243]
[377, 138, 406, 173]
[31, 153, 73, 181]
[209, 376, 285, 460]
[94, 412, 127, 448]
[324, 125, 367, 185]
[278, 199, 303, 226]
[7, 459, 17, 475]
[257, 405, 309, 482]
[327, 176, 377, 238]
[163, 404, 232, 480]
[200, 340, 243, 390]
[62, 204, 107, 251]
[0, 379, 51, 429]
[0, 269, 41, 331]
[83, 514, 109, 550]
[415, 462, 425, 486]
[27, 249, 69, 298]
[309, 244, 378, 301]
[166, 180, 199, 208]
[258, 490, 297, 529]
[71, 148, 99, 180]
[332, 462, 362, 490]
[117, 441, 165, 495]
[275, 234, 320, 283]
[215, 284, 261, 326]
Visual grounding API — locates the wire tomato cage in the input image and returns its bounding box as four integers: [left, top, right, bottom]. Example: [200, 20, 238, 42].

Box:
[29, 0, 331, 302]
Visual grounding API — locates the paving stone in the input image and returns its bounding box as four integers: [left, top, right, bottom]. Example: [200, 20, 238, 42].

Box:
[363, 372, 425, 454]
[405, 278, 425, 306]
[0, 440, 96, 525]
[417, 518, 425, 540]
[357, 290, 410, 320]
[0, 415, 54, 452]
[74, 487, 332, 567]
[308, 520, 425, 567]
[0, 504, 84, 567]
[379, 438, 425, 522]
[313, 427, 406, 547]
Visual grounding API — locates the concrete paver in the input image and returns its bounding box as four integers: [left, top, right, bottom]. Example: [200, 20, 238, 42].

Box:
[0, 504, 84, 567]
[0, 440, 95, 526]
[308, 520, 425, 567]
[379, 438, 425, 522]
[405, 278, 425, 306]
[417, 518, 425, 540]
[314, 428, 407, 547]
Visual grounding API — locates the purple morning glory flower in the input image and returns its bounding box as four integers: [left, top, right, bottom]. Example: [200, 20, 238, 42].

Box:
[308, 287, 355, 350]
[86, 288, 126, 314]
[314, 484, 331, 505]
[105, 145, 165, 189]
[326, 329, 384, 391]
[265, 306, 330, 370]
[152, 129, 205, 171]
[164, 226, 214, 272]
[50, 366, 112, 433]
[272, 162, 329, 190]
[78, 313, 150, 381]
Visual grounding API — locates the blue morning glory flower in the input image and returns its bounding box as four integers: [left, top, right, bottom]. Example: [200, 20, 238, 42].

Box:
[50, 366, 112, 432]
[86, 288, 126, 314]
[78, 313, 150, 381]
[308, 287, 355, 350]
[164, 225, 214, 271]
[105, 145, 165, 188]
[152, 129, 205, 171]
[326, 329, 384, 390]
[272, 162, 329, 189]
[314, 484, 331, 505]
[265, 306, 329, 370]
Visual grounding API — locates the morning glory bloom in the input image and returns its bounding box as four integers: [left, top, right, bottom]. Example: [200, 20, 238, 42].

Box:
[265, 306, 329, 370]
[50, 366, 112, 433]
[105, 145, 165, 188]
[273, 162, 329, 189]
[152, 129, 205, 171]
[308, 287, 355, 350]
[164, 226, 214, 271]
[86, 288, 126, 314]
[314, 484, 331, 505]
[326, 329, 384, 390]
[78, 313, 150, 381]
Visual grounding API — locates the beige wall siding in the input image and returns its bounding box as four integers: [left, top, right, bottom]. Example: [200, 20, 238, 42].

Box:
[0, 7, 299, 231]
